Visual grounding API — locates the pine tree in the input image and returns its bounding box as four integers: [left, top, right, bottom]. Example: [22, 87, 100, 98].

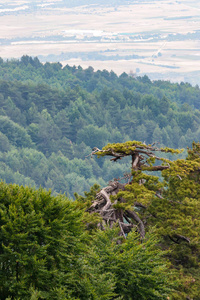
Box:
[82, 140, 200, 299]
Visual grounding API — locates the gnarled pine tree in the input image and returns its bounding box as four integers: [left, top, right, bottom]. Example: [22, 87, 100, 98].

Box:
[87, 141, 180, 239]
[84, 141, 200, 299]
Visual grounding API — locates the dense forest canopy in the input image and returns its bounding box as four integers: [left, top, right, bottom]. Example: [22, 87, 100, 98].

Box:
[0, 56, 200, 299]
[0, 181, 177, 300]
[0, 56, 200, 196]
[1, 141, 200, 299]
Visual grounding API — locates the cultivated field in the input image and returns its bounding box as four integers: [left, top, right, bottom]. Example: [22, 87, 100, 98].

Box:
[1, 0, 200, 84]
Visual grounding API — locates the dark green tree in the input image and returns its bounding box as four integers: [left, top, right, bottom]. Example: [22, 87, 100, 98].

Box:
[0, 183, 83, 299]
[0, 182, 116, 300]
[83, 227, 175, 300]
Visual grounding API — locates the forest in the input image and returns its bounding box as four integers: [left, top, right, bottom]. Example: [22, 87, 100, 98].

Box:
[0, 56, 200, 197]
[0, 56, 200, 299]
[0, 141, 200, 299]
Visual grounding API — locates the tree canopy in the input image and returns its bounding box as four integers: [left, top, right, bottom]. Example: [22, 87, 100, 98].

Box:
[0, 56, 200, 196]
[78, 141, 200, 299]
[0, 181, 176, 300]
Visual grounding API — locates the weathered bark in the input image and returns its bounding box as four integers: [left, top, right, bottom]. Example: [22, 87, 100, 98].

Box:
[145, 165, 169, 171]
[125, 210, 145, 239]
[87, 180, 146, 239]
[101, 189, 112, 211]
[132, 154, 140, 170]
[169, 234, 190, 244]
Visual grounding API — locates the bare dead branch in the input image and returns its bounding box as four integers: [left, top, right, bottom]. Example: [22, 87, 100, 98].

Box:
[168, 234, 190, 244]
[155, 193, 164, 199]
[126, 210, 145, 239]
[174, 234, 190, 243]
[87, 181, 146, 239]
[85, 147, 101, 158]
[101, 216, 116, 222]
[96, 209, 115, 213]
[132, 155, 140, 170]
[143, 165, 170, 171]
[100, 189, 112, 211]
[118, 221, 126, 239]
[110, 156, 123, 162]
[123, 214, 132, 224]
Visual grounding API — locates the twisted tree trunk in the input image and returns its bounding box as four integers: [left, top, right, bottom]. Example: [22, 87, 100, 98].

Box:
[87, 180, 145, 239]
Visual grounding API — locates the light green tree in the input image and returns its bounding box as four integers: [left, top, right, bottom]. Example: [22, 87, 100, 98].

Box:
[82, 140, 200, 298]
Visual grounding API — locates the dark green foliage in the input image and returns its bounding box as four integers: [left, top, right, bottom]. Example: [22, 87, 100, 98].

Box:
[0, 116, 33, 148]
[0, 182, 84, 299]
[0, 182, 175, 300]
[84, 228, 175, 300]
[0, 182, 119, 300]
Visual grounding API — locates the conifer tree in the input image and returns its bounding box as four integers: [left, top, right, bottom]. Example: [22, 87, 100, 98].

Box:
[147, 142, 200, 299]
[0, 183, 116, 299]
[83, 140, 200, 299]
[86, 141, 180, 239]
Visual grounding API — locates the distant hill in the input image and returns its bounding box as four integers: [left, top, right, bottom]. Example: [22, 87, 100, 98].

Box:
[0, 55, 199, 196]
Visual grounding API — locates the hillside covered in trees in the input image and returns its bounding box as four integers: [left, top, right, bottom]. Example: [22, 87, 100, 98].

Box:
[1, 141, 200, 299]
[0, 56, 200, 299]
[0, 56, 200, 196]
